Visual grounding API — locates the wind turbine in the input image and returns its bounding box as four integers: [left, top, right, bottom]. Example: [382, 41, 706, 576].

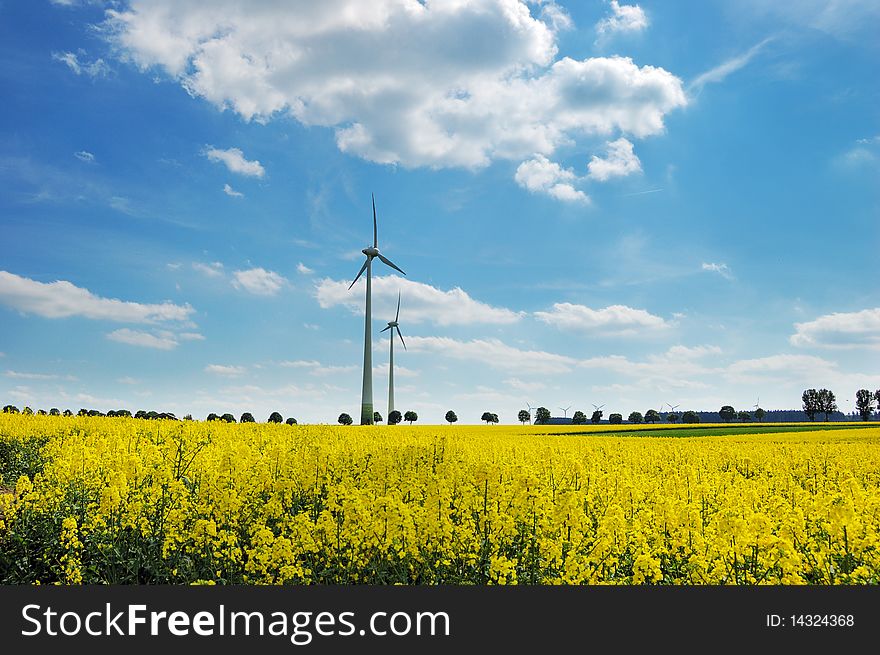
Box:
[348, 194, 406, 425]
[753, 396, 761, 410]
[592, 403, 605, 411]
[381, 291, 406, 419]
[666, 403, 680, 413]
[559, 406, 571, 418]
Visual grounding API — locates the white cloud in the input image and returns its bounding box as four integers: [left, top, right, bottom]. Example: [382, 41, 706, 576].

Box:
[373, 362, 419, 378]
[534, 302, 669, 335]
[204, 146, 265, 177]
[725, 354, 837, 383]
[586, 138, 642, 181]
[280, 360, 322, 368]
[117, 376, 140, 385]
[232, 268, 287, 296]
[106, 328, 179, 350]
[0, 271, 194, 323]
[702, 262, 734, 280]
[205, 364, 246, 376]
[4, 370, 75, 381]
[106, 2, 686, 175]
[596, 1, 649, 36]
[503, 377, 546, 392]
[178, 332, 206, 341]
[74, 150, 95, 162]
[223, 183, 244, 198]
[689, 38, 773, 93]
[405, 336, 578, 375]
[297, 263, 314, 275]
[790, 308, 880, 350]
[315, 275, 522, 326]
[192, 262, 225, 278]
[310, 364, 358, 377]
[52, 51, 110, 77]
[514, 155, 589, 203]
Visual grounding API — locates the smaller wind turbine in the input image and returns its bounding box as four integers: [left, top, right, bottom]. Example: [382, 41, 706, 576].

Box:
[592, 403, 605, 411]
[753, 396, 761, 410]
[381, 291, 406, 419]
[559, 406, 571, 418]
[666, 403, 680, 413]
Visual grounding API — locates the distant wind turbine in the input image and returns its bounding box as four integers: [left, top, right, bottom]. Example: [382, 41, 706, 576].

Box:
[381, 291, 406, 419]
[592, 403, 605, 411]
[348, 194, 405, 425]
[559, 406, 571, 418]
[753, 396, 761, 410]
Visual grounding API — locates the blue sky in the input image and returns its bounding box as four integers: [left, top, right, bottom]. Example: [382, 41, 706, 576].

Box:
[1, 0, 878, 423]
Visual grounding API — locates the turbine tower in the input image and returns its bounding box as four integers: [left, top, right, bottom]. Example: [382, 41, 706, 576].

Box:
[349, 194, 405, 425]
[381, 291, 406, 419]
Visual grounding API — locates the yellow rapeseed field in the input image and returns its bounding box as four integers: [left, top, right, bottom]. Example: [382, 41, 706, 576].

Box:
[1, 415, 878, 585]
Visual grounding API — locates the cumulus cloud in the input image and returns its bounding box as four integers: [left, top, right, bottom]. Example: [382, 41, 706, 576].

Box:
[232, 268, 287, 296]
[405, 336, 578, 375]
[586, 138, 642, 181]
[192, 262, 225, 278]
[205, 364, 246, 376]
[515, 155, 589, 203]
[106, 328, 179, 350]
[0, 271, 194, 323]
[52, 51, 110, 77]
[297, 263, 314, 275]
[204, 146, 265, 177]
[223, 183, 244, 198]
[702, 262, 733, 280]
[595, 1, 649, 36]
[315, 275, 522, 326]
[534, 302, 669, 335]
[105, 1, 685, 175]
[790, 308, 880, 350]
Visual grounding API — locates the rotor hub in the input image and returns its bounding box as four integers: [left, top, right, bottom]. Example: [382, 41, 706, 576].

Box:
[363, 246, 379, 257]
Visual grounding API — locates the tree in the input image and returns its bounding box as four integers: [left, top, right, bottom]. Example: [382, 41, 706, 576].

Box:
[481, 412, 493, 424]
[220, 413, 236, 423]
[855, 389, 874, 421]
[286, 417, 298, 425]
[338, 413, 353, 426]
[682, 410, 700, 424]
[628, 411, 643, 424]
[535, 407, 551, 424]
[23, 406, 34, 415]
[518, 409, 531, 425]
[817, 388, 837, 422]
[240, 412, 255, 423]
[2, 405, 19, 414]
[207, 413, 219, 422]
[609, 413, 622, 424]
[737, 410, 751, 422]
[62, 409, 73, 417]
[802, 389, 819, 421]
[49, 408, 60, 416]
[590, 410, 603, 424]
[373, 411, 383, 424]
[117, 409, 132, 418]
[572, 410, 587, 425]
[719, 405, 736, 422]
[388, 410, 402, 425]
[445, 410, 458, 424]
[268, 412, 283, 423]
[490, 413, 499, 425]
[37, 409, 47, 416]
[404, 410, 418, 425]
[666, 412, 679, 423]
[754, 407, 765, 422]
[876, 390, 880, 418]
[644, 409, 660, 424]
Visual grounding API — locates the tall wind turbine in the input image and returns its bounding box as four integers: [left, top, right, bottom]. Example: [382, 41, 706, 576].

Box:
[381, 291, 406, 419]
[559, 406, 571, 418]
[349, 194, 406, 425]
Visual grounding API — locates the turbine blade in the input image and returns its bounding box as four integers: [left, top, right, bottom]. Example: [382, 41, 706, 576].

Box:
[395, 291, 401, 322]
[348, 259, 368, 290]
[381, 325, 391, 332]
[377, 253, 405, 275]
[372, 194, 378, 248]
[396, 326, 406, 350]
